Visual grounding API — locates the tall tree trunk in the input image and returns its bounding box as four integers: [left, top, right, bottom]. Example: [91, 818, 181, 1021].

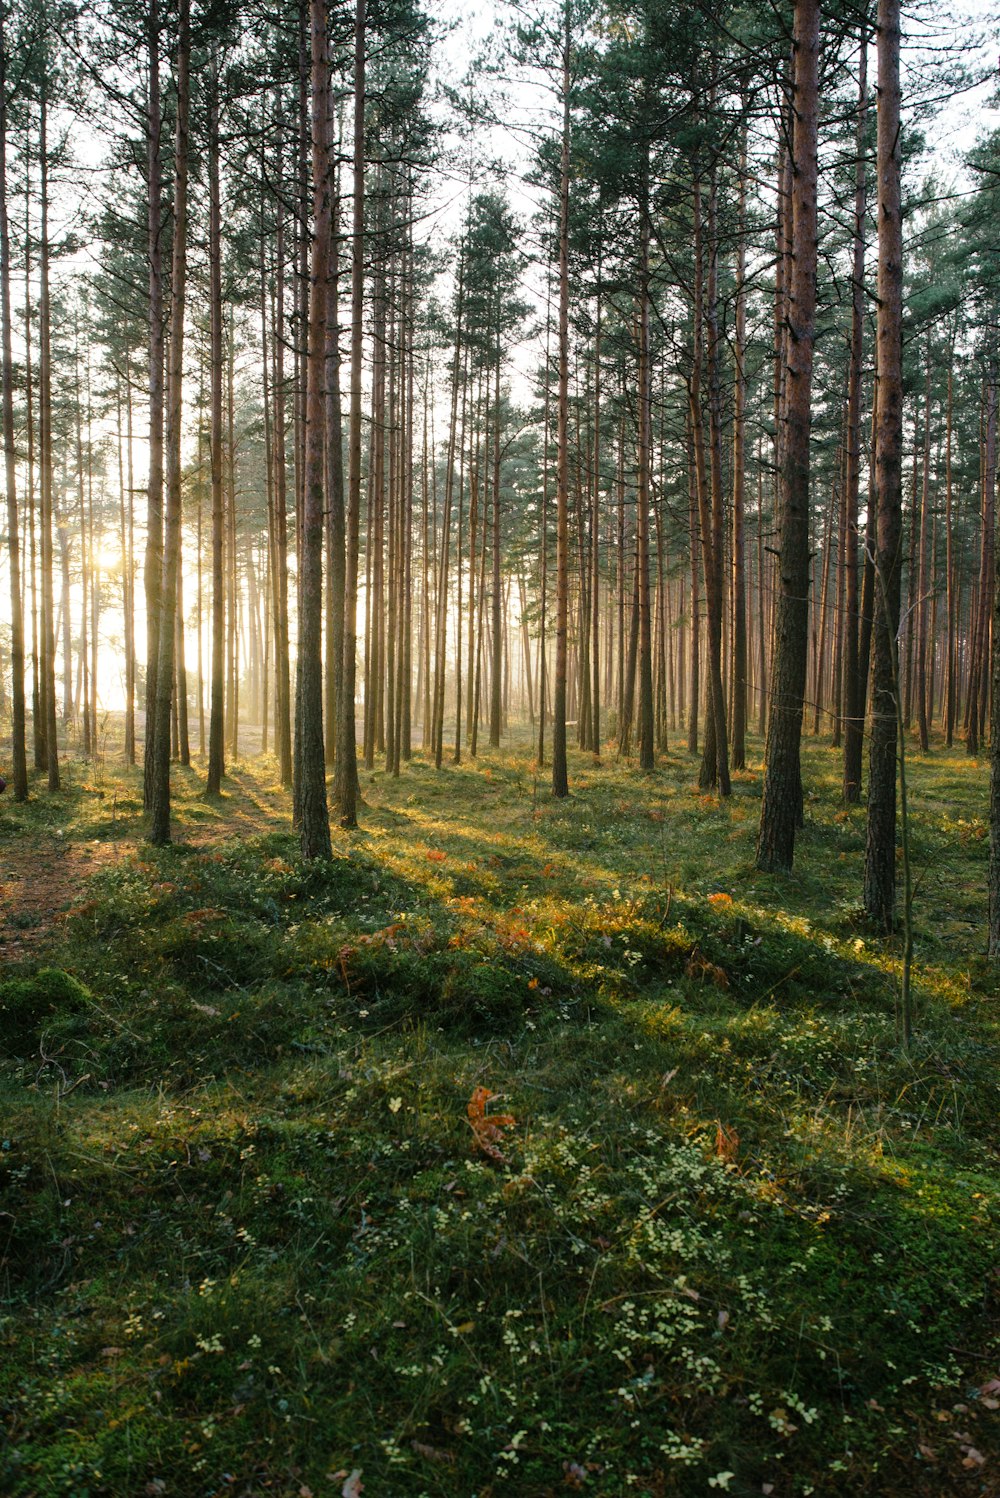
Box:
[489, 340, 503, 748]
[123, 369, 137, 764]
[225, 313, 238, 763]
[195, 363, 205, 757]
[144, 0, 164, 805]
[451, 346, 467, 763]
[915, 338, 931, 752]
[551, 2, 571, 798]
[945, 356, 956, 745]
[537, 277, 552, 767]
[0, 11, 27, 799]
[843, 37, 868, 799]
[297, 0, 333, 857]
[636, 171, 655, 773]
[832, 431, 848, 749]
[591, 271, 602, 754]
[863, 0, 904, 931]
[207, 45, 225, 796]
[272, 103, 293, 786]
[24, 182, 42, 772]
[325, 138, 346, 770]
[812, 462, 836, 735]
[698, 156, 730, 794]
[687, 411, 700, 754]
[334, 0, 365, 827]
[730, 110, 748, 772]
[968, 370, 996, 755]
[431, 243, 463, 768]
[38, 80, 58, 790]
[149, 0, 190, 844]
[756, 0, 819, 870]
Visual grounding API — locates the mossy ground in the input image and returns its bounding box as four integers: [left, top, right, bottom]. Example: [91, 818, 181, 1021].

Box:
[1, 732, 998, 1497]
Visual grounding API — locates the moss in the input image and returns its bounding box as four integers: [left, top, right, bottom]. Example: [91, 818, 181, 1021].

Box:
[0, 967, 92, 1055]
[1, 743, 999, 1495]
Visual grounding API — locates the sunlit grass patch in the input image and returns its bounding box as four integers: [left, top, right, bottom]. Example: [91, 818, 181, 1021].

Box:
[1, 738, 999, 1494]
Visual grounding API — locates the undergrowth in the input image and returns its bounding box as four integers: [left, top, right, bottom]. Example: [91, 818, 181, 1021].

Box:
[1, 736, 998, 1497]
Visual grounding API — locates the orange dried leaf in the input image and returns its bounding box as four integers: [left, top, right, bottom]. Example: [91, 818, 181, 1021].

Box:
[686, 949, 730, 989]
[715, 1122, 740, 1163]
[467, 1087, 515, 1165]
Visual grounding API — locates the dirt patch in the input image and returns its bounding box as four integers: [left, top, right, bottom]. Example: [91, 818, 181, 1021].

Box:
[0, 760, 294, 966]
[0, 834, 134, 963]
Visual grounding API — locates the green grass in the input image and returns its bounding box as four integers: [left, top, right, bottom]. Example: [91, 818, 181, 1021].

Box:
[1, 734, 999, 1496]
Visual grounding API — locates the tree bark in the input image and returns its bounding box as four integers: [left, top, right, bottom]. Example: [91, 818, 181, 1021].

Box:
[207, 45, 225, 796]
[551, 2, 571, 798]
[149, 0, 190, 843]
[297, 0, 333, 858]
[636, 175, 655, 773]
[863, 0, 905, 931]
[756, 0, 820, 871]
[143, 0, 164, 804]
[38, 80, 58, 790]
[271, 115, 293, 787]
[730, 111, 748, 772]
[0, 10, 27, 799]
[334, 0, 365, 827]
[325, 135, 346, 771]
[843, 38, 868, 799]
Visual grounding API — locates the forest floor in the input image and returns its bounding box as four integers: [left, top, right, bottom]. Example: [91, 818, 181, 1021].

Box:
[1, 731, 999, 1497]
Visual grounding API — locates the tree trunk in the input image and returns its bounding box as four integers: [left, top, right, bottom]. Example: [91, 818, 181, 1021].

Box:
[489, 338, 503, 748]
[38, 82, 59, 790]
[915, 338, 932, 752]
[756, 0, 819, 871]
[334, 0, 365, 827]
[636, 176, 655, 773]
[968, 370, 996, 755]
[945, 356, 955, 745]
[863, 0, 904, 932]
[730, 111, 748, 772]
[225, 310, 238, 763]
[843, 38, 868, 798]
[698, 158, 730, 794]
[207, 45, 225, 796]
[123, 369, 137, 764]
[687, 410, 700, 754]
[272, 103, 293, 786]
[149, 0, 190, 844]
[143, 0, 164, 805]
[0, 11, 27, 799]
[297, 0, 333, 858]
[325, 133, 346, 770]
[551, 2, 571, 798]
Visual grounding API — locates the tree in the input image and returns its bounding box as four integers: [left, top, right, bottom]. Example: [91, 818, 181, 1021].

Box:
[334, 0, 365, 829]
[862, 0, 904, 931]
[143, 0, 164, 809]
[206, 40, 225, 797]
[0, 3, 27, 800]
[551, 0, 571, 798]
[149, 0, 190, 845]
[756, 0, 820, 872]
[842, 36, 869, 804]
[297, 0, 332, 859]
